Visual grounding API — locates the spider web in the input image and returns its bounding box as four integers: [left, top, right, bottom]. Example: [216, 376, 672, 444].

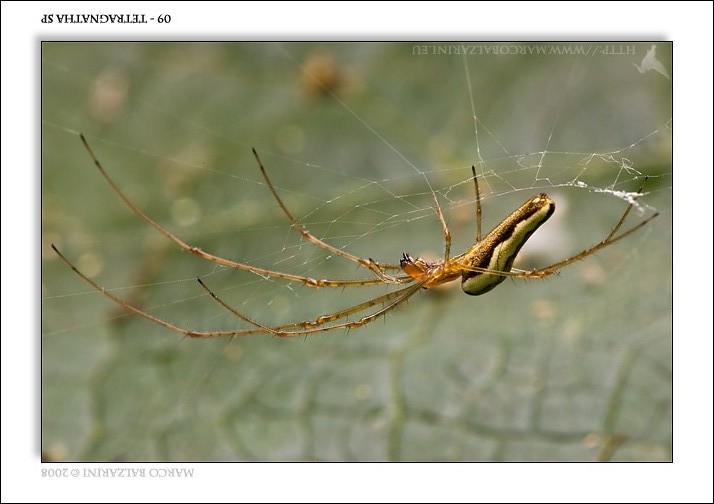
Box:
[42, 42, 672, 462]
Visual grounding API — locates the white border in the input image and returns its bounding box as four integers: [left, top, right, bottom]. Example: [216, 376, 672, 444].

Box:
[3, 2, 711, 502]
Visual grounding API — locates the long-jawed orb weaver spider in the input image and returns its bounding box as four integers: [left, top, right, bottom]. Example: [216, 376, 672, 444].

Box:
[52, 133, 659, 338]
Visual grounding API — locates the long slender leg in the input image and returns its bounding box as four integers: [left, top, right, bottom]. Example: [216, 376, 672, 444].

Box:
[52, 244, 220, 338]
[519, 181, 659, 279]
[79, 134, 410, 288]
[53, 243, 419, 338]
[434, 165, 482, 263]
[432, 193, 452, 262]
[457, 179, 658, 281]
[471, 166, 482, 243]
[252, 148, 402, 279]
[198, 278, 422, 336]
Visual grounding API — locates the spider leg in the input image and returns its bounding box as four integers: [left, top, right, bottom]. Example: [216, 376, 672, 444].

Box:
[198, 278, 422, 337]
[52, 244, 223, 338]
[516, 181, 659, 279]
[79, 134, 410, 289]
[472, 166, 482, 243]
[433, 165, 483, 263]
[54, 242, 420, 338]
[252, 148, 403, 280]
[431, 192, 452, 262]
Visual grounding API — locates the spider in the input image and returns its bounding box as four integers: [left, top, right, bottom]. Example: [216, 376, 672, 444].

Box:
[52, 134, 659, 338]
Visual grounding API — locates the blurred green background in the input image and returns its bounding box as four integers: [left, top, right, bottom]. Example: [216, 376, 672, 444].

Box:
[42, 42, 672, 461]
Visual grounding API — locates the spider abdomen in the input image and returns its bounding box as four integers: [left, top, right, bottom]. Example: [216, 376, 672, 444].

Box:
[461, 193, 555, 296]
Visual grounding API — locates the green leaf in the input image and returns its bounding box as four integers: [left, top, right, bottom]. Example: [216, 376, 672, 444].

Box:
[42, 42, 672, 461]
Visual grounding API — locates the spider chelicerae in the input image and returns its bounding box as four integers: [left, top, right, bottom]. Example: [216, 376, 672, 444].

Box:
[52, 134, 659, 338]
